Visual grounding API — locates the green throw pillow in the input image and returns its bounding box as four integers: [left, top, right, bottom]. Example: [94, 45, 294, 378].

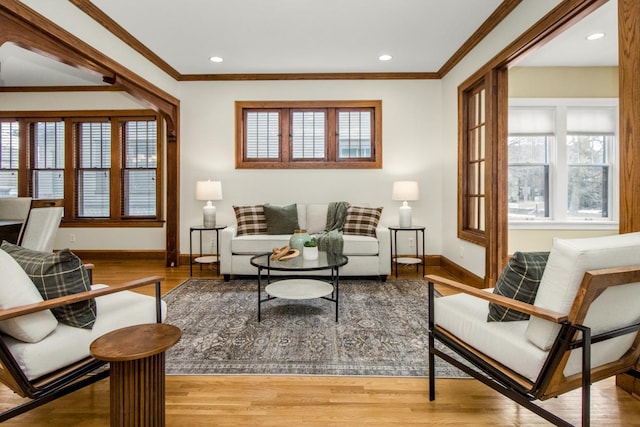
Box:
[1, 241, 96, 329]
[487, 251, 549, 322]
[263, 204, 300, 235]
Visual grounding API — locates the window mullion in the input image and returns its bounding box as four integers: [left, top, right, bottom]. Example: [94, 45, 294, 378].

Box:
[554, 105, 568, 222]
[112, 119, 122, 220]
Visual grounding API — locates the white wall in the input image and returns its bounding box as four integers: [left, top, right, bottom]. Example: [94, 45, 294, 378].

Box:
[179, 79, 443, 256]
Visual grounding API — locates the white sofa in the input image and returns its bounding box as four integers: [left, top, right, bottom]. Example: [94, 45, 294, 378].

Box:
[220, 203, 390, 280]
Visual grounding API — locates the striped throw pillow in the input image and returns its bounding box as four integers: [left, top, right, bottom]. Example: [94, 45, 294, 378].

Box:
[233, 205, 267, 236]
[343, 206, 383, 238]
[487, 251, 549, 322]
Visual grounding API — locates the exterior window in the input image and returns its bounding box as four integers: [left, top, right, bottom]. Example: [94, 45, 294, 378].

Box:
[77, 121, 111, 218]
[236, 101, 381, 169]
[0, 111, 162, 226]
[458, 81, 487, 245]
[508, 100, 617, 224]
[123, 120, 157, 217]
[0, 121, 20, 197]
[33, 121, 65, 199]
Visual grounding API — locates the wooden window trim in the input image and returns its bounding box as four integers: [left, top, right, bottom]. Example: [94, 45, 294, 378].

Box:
[235, 100, 382, 169]
[458, 80, 488, 246]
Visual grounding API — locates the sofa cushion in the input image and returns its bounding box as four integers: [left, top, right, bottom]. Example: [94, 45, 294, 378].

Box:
[526, 232, 640, 351]
[306, 204, 328, 234]
[343, 206, 382, 238]
[488, 251, 549, 322]
[1, 242, 96, 329]
[4, 284, 167, 380]
[233, 205, 267, 236]
[264, 203, 300, 234]
[0, 248, 58, 343]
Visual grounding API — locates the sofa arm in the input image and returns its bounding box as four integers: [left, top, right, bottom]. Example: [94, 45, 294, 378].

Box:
[220, 226, 237, 274]
[376, 226, 391, 275]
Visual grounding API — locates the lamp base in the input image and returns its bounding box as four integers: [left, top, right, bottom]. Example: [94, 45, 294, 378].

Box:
[399, 203, 412, 228]
[203, 202, 216, 227]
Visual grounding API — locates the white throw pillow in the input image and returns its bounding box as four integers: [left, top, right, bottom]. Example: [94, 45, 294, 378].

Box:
[0, 249, 58, 342]
[526, 232, 640, 350]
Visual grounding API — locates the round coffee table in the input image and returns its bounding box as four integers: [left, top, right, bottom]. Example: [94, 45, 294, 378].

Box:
[250, 251, 348, 322]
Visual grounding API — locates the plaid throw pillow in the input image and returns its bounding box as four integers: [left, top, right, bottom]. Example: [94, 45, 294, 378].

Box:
[487, 251, 549, 322]
[233, 205, 267, 236]
[1, 242, 96, 329]
[343, 206, 383, 238]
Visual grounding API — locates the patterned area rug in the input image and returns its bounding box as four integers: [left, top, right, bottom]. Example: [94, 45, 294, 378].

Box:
[163, 278, 466, 377]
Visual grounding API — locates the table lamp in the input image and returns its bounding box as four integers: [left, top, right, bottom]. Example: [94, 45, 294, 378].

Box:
[196, 180, 222, 227]
[392, 181, 419, 228]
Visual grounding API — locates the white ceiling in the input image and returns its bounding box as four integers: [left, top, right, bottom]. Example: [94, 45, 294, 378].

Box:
[0, 0, 618, 86]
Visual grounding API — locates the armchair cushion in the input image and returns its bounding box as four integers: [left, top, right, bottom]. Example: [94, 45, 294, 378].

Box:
[233, 205, 267, 236]
[488, 251, 549, 322]
[263, 203, 300, 234]
[0, 249, 58, 343]
[343, 206, 383, 238]
[1, 242, 96, 329]
[526, 232, 640, 350]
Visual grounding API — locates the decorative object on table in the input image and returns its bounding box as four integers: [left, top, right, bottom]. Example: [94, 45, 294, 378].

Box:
[195, 180, 222, 227]
[270, 245, 299, 261]
[392, 181, 419, 228]
[302, 237, 318, 260]
[288, 229, 310, 251]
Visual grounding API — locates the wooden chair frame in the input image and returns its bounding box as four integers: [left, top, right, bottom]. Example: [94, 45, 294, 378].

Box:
[427, 265, 640, 427]
[0, 265, 164, 422]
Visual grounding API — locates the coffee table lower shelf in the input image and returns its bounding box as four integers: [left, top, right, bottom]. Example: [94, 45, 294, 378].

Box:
[260, 278, 338, 322]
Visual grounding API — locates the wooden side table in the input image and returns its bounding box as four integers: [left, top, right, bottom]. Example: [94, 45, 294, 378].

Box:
[90, 323, 181, 426]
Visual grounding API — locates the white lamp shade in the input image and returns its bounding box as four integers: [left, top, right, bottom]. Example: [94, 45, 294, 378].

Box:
[392, 181, 419, 201]
[196, 181, 223, 201]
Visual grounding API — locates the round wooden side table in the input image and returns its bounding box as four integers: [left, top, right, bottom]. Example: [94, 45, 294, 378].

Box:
[90, 323, 181, 427]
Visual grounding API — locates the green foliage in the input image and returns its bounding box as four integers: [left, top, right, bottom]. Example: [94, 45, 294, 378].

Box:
[303, 237, 317, 247]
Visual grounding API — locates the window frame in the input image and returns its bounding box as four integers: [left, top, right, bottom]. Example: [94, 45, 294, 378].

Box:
[508, 98, 618, 229]
[235, 100, 382, 169]
[0, 110, 163, 227]
[458, 80, 488, 246]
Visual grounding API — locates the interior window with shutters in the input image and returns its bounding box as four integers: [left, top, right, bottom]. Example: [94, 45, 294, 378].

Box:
[123, 120, 157, 217]
[236, 100, 381, 169]
[337, 109, 372, 159]
[0, 121, 20, 197]
[33, 121, 65, 200]
[77, 121, 111, 218]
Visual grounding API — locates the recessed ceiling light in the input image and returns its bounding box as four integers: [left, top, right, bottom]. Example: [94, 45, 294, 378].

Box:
[586, 32, 605, 41]
[209, 56, 224, 63]
[378, 54, 392, 61]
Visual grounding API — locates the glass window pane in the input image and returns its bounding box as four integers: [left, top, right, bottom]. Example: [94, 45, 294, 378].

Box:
[508, 136, 549, 163]
[123, 169, 155, 216]
[125, 121, 157, 168]
[567, 135, 607, 164]
[508, 165, 549, 219]
[34, 122, 65, 169]
[78, 170, 109, 217]
[79, 122, 110, 168]
[0, 122, 19, 197]
[568, 165, 608, 218]
[467, 197, 478, 229]
[337, 110, 371, 159]
[292, 111, 325, 159]
[32, 170, 64, 199]
[246, 111, 279, 158]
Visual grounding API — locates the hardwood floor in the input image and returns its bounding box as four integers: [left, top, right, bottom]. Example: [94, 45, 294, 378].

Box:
[1, 259, 638, 426]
